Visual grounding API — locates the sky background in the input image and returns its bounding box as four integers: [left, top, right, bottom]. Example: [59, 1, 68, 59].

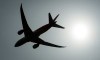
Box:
[0, 0, 100, 60]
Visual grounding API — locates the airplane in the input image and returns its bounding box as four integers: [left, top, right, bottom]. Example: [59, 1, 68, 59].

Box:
[15, 4, 65, 49]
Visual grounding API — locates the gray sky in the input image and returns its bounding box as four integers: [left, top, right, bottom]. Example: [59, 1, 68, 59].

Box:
[0, 0, 100, 60]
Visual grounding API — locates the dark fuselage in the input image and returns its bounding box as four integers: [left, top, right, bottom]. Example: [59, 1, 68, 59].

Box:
[25, 23, 53, 43]
[33, 24, 53, 36]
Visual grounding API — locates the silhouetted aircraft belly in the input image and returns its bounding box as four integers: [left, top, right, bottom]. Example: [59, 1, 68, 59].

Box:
[33, 24, 52, 36]
[15, 4, 66, 49]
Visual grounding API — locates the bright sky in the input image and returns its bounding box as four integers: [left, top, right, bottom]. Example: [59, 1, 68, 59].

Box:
[0, 0, 100, 60]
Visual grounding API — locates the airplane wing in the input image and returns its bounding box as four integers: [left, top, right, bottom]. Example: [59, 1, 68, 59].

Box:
[15, 37, 28, 47]
[41, 41, 65, 48]
[20, 4, 32, 35]
[38, 38, 65, 48]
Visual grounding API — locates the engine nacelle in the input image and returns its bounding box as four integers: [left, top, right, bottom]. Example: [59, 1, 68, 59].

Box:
[18, 29, 24, 35]
[33, 44, 39, 49]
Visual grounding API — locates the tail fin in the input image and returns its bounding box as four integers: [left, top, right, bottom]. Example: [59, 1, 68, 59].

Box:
[48, 13, 53, 24]
[48, 13, 59, 23]
[48, 13, 65, 29]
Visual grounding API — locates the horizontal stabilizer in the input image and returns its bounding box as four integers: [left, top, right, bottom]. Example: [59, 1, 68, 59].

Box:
[53, 24, 65, 29]
[54, 14, 59, 21]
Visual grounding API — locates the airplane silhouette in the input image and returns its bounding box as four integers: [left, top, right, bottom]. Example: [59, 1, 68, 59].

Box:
[15, 4, 65, 49]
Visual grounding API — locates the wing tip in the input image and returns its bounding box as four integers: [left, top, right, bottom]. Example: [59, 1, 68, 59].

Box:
[20, 3, 23, 9]
[14, 43, 19, 47]
[59, 46, 66, 48]
[48, 12, 51, 15]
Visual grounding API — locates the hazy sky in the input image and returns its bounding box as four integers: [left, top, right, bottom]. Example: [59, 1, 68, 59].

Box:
[0, 0, 100, 60]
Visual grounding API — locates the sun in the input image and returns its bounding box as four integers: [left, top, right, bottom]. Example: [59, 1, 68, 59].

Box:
[66, 13, 94, 47]
[70, 22, 89, 40]
[68, 22, 92, 47]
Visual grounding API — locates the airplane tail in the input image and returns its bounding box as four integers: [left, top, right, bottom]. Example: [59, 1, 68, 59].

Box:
[48, 13, 64, 29]
[53, 23, 65, 29]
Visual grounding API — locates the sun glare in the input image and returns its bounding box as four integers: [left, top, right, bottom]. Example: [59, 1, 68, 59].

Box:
[69, 22, 92, 47]
[67, 14, 94, 47]
[70, 23, 89, 40]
